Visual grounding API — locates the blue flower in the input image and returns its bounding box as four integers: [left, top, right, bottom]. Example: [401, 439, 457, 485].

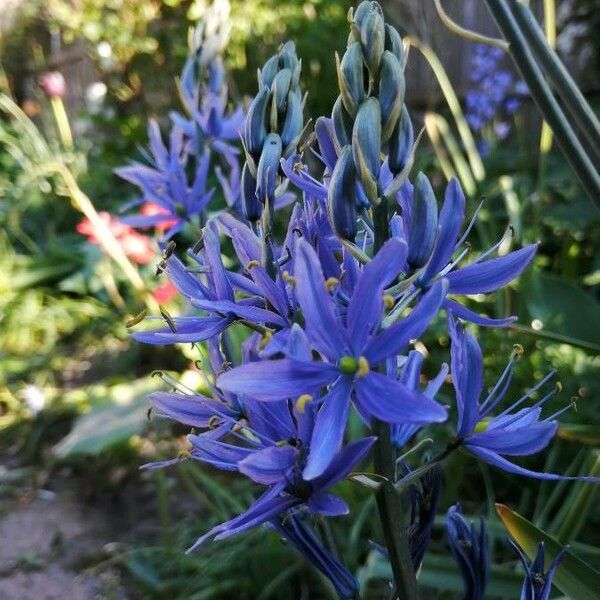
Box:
[218, 237, 447, 479]
[510, 541, 565, 600]
[117, 120, 215, 239]
[272, 515, 359, 599]
[447, 504, 488, 600]
[448, 316, 588, 480]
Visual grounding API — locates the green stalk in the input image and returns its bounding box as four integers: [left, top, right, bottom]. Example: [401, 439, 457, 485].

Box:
[483, 0, 600, 207]
[372, 197, 419, 600]
[511, 0, 600, 164]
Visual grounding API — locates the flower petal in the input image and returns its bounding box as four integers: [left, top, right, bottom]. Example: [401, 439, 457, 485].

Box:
[303, 378, 352, 480]
[444, 298, 517, 328]
[355, 371, 447, 425]
[447, 244, 537, 294]
[238, 445, 299, 485]
[217, 358, 338, 401]
[308, 492, 349, 516]
[365, 279, 447, 364]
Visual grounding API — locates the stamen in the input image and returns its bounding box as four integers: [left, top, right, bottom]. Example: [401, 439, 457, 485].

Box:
[494, 370, 556, 420]
[547, 398, 577, 421]
[246, 259, 260, 270]
[282, 270, 297, 288]
[512, 343, 524, 358]
[357, 356, 370, 378]
[232, 418, 249, 433]
[207, 415, 221, 429]
[177, 450, 192, 460]
[258, 330, 273, 351]
[383, 294, 395, 310]
[295, 394, 313, 413]
[454, 197, 485, 251]
[160, 306, 177, 332]
[126, 309, 147, 328]
[326, 277, 340, 292]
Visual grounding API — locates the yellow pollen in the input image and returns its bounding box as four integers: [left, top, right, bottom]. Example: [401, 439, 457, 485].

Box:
[258, 330, 273, 350]
[296, 394, 313, 413]
[383, 294, 395, 310]
[283, 271, 297, 288]
[357, 356, 370, 378]
[326, 277, 339, 292]
[512, 343, 524, 358]
[246, 259, 259, 270]
[232, 418, 249, 433]
[177, 450, 192, 460]
[555, 381, 563, 392]
[207, 415, 220, 429]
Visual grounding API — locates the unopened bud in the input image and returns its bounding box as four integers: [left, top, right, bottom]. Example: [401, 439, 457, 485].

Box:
[358, 3, 385, 76]
[281, 89, 303, 152]
[280, 41, 301, 85]
[256, 133, 282, 203]
[408, 172, 438, 269]
[244, 87, 270, 158]
[327, 146, 358, 240]
[337, 43, 367, 117]
[332, 95, 354, 150]
[388, 104, 414, 175]
[384, 23, 405, 65]
[38, 71, 66, 98]
[352, 98, 381, 203]
[241, 162, 261, 222]
[260, 55, 280, 88]
[379, 51, 405, 142]
[271, 68, 292, 113]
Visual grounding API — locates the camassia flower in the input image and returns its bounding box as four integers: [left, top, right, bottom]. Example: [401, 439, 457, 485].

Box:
[448, 316, 592, 480]
[510, 541, 565, 600]
[116, 120, 215, 239]
[446, 504, 488, 600]
[218, 237, 447, 479]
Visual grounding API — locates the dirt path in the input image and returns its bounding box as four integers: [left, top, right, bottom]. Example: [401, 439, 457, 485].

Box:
[0, 486, 128, 599]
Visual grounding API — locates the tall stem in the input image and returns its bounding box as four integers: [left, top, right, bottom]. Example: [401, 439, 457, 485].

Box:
[372, 197, 419, 599]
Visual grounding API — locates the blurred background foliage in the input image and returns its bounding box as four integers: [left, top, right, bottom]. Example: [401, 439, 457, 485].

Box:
[0, 0, 599, 598]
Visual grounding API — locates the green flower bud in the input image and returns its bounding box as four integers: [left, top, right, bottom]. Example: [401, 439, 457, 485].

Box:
[352, 98, 381, 204]
[388, 104, 414, 175]
[336, 42, 367, 117]
[408, 172, 438, 269]
[244, 87, 270, 159]
[379, 51, 405, 143]
[327, 145, 358, 241]
[256, 133, 282, 204]
[332, 95, 354, 150]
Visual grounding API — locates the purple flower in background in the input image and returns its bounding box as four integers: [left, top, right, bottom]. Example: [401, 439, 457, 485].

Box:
[465, 44, 526, 149]
[116, 120, 214, 239]
[218, 237, 448, 479]
[511, 541, 565, 600]
[448, 316, 592, 480]
[447, 504, 488, 600]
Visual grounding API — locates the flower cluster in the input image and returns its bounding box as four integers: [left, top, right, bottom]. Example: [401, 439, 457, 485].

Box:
[465, 44, 527, 151]
[127, 2, 593, 597]
[117, 0, 244, 239]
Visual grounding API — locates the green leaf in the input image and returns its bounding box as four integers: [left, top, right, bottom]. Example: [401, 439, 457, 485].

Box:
[496, 503, 600, 600]
[52, 378, 159, 457]
[522, 269, 600, 349]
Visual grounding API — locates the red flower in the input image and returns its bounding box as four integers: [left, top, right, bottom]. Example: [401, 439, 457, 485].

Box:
[77, 212, 155, 265]
[152, 281, 178, 303]
[141, 202, 178, 234]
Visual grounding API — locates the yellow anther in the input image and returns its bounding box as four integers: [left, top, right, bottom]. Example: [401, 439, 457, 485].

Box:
[258, 330, 273, 351]
[177, 450, 192, 460]
[246, 259, 260, 270]
[357, 356, 370, 378]
[555, 381, 563, 393]
[207, 415, 221, 429]
[283, 270, 297, 288]
[512, 343, 524, 358]
[293, 161, 304, 173]
[296, 394, 313, 413]
[326, 277, 339, 292]
[383, 294, 395, 310]
[474, 418, 491, 433]
[232, 418, 249, 433]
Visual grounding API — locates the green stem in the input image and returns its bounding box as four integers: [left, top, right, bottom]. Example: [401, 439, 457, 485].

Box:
[483, 0, 600, 208]
[372, 198, 419, 600]
[511, 0, 600, 165]
[155, 470, 173, 550]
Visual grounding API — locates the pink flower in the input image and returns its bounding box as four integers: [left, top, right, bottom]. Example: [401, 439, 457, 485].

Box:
[38, 71, 66, 99]
[77, 212, 155, 265]
[152, 281, 178, 303]
[141, 202, 178, 234]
